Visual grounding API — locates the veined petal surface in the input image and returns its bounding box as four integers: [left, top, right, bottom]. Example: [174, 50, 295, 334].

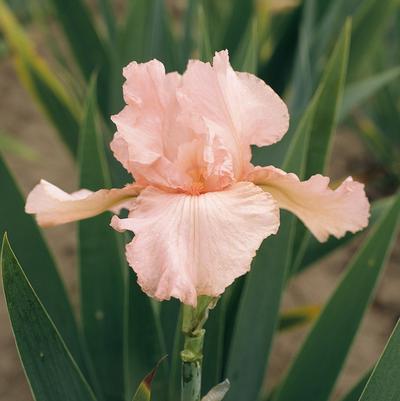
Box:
[111, 59, 235, 193]
[179, 50, 289, 178]
[111, 182, 279, 306]
[25, 180, 141, 227]
[248, 166, 370, 242]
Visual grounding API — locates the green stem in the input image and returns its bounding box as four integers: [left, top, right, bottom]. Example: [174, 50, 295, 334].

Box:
[181, 330, 204, 401]
[180, 297, 217, 401]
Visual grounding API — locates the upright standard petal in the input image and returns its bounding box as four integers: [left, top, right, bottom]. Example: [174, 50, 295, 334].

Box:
[248, 166, 370, 242]
[111, 182, 279, 306]
[25, 180, 141, 227]
[111, 60, 190, 188]
[179, 50, 289, 177]
[111, 59, 235, 193]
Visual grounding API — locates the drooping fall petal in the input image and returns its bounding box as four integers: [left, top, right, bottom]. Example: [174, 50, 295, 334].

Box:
[248, 166, 370, 242]
[25, 179, 142, 227]
[111, 182, 279, 306]
[179, 50, 289, 178]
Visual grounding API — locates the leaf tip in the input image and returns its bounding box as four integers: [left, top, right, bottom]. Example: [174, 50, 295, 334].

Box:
[143, 354, 168, 388]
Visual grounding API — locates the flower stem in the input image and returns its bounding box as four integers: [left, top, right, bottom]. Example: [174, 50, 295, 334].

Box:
[180, 297, 217, 401]
[181, 330, 204, 401]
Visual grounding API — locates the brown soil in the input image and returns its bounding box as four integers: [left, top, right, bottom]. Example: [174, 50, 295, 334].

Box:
[0, 58, 399, 401]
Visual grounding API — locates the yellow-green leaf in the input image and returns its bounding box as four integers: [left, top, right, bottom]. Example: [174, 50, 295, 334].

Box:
[0, 0, 81, 155]
[278, 305, 320, 332]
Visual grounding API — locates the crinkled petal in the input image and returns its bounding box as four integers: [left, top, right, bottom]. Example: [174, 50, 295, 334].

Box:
[25, 179, 142, 227]
[179, 50, 289, 177]
[248, 166, 370, 242]
[111, 182, 279, 306]
[111, 106, 190, 190]
[111, 60, 190, 189]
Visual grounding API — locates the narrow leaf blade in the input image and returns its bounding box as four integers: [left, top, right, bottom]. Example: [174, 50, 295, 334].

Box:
[224, 85, 315, 401]
[339, 66, 400, 121]
[125, 272, 168, 401]
[273, 194, 400, 401]
[0, 0, 81, 155]
[359, 320, 400, 401]
[305, 18, 351, 176]
[48, 0, 107, 79]
[121, 0, 178, 71]
[0, 156, 84, 369]
[78, 82, 125, 401]
[1, 235, 97, 401]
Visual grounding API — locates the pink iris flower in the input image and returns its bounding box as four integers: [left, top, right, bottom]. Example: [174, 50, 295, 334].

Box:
[25, 51, 370, 306]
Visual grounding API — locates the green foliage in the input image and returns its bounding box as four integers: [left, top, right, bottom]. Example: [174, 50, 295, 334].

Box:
[273, 194, 400, 401]
[358, 320, 400, 401]
[1, 235, 97, 401]
[0, 130, 37, 160]
[1, 1, 400, 401]
[0, 156, 85, 369]
[78, 81, 125, 401]
[0, 0, 81, 155]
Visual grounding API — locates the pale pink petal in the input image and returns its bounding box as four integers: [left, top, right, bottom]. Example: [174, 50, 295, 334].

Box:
[111, 57, 237, 193]
[111, 105, 190, 190]
[111, 182, 279, 306]
[236, 71, 289, 147]
[25, 180, 142, 227]
[248, 166, 370, 242]
[111, 60, 191, 189]
[179, 50, 289, 178]
[173, 133, 234, 193]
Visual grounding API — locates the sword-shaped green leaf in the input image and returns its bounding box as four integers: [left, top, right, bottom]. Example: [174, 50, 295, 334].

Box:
[120, 0, 178, 71]
[182, 0, 199, 62]
[78, 81, 125, 401]
[233, 19, 258, 74]
[96, 0, 116, 41]
[221, 0, 254, 57]
[273, 193, 400, 401]
[48, 0, 111, 116]
[223, 78, 313, 401]
[348, 0, 398, 81]
[304, 19, 351, 177]
[358, 320, 400, 401]
[0, 0, 81, 155]
[125, 272, 167, 401]
[1, 235, 97, 401]
[202, 298, 227, 394]
[0, 156, 84, 370]
[287, 20, 351, 275]
[339, 66, 400, 121]
[253, 20, 351, 173]
[195, 3, 213, 62]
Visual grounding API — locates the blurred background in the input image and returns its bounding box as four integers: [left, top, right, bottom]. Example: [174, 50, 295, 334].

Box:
[0, 0, 399, 400]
